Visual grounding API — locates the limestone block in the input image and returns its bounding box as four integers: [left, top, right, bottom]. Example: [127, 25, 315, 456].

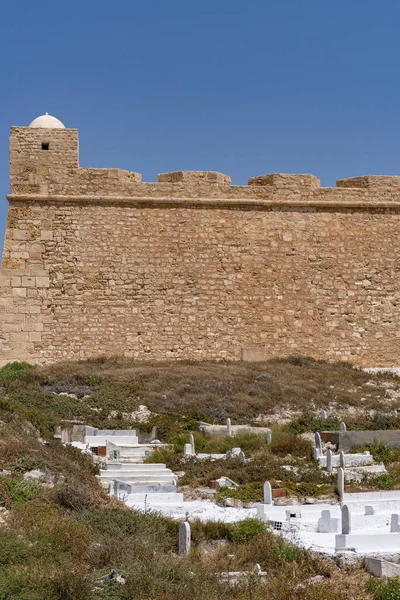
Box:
[22, 276, 35, 288]
[36, 277, 50, 288]
[365, 557, 400, 577]
[12, 287, 26, 297]
[158, 171, 231, 185]
[248, 173, 320, 190]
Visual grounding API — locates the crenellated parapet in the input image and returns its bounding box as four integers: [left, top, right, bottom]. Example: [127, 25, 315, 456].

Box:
[8, 123, 400, 206]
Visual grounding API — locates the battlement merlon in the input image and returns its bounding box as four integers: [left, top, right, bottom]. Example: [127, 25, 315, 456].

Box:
[8, 125, 400, 204]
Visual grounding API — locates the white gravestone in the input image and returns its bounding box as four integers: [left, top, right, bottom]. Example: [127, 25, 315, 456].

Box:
[326, 449, 333, 474]
[184, 443, 193, 456]
[263, 481, 272, 505]
[339, 451, 345, 470]
[365, 506, 375, 516]
[189, 434, 195, 454]
[337, 467, 345, 499]
[339, 422, 347, 432]
[267, 431, 272, 445]
[179, 522, 191, 555]
[341, 504, 351, 534]
[226, 418, 232, 437]
[317, 509, 340, 533]
[391, 514, 400, 532]
[320, 410, 327, 421]
[314, 432, 322, 460]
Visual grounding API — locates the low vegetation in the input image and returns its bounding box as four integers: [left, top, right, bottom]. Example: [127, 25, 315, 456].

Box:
[0, 358, 398, 598]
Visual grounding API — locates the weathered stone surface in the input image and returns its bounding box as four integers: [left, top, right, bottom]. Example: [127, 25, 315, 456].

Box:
[326, 449, 333, 473]
[178, 521, 191, 555]
[1, 123, 400, 366]
[365, 557, 400, 578]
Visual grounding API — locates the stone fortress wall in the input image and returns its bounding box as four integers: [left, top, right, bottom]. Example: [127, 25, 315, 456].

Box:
[0, 121, 399, 367]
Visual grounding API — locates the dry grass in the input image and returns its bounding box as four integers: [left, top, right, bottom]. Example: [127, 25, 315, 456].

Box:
[34, 356, 400, 427]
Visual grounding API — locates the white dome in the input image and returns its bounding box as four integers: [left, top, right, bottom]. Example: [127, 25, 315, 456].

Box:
[29, 113, 65, 129]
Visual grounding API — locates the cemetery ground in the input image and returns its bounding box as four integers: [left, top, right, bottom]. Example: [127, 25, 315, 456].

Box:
[1, 358, 400, 598]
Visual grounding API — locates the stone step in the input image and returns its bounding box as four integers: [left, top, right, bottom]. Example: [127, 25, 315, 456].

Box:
[99, 474, 175, 483]
[86, 435, 139, 447]
[99, 477, 176, 490]
[126, 492, 184, 503]
[103, 462, 169, 471]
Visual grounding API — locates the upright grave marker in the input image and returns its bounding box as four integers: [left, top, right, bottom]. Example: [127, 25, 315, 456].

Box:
[337, 467, 345, 499]
[391, 514, 400, 532]
[326, 448, 333, 474]
[339, 451, 345, 470]
[341, 504, 351, 534]
[263, 481, 272, 505]
[314, 432, 322, 460]
[179, 522, 191, 555]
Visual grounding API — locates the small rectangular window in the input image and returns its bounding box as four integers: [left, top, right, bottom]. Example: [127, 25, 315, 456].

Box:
[42, 143, 49, 150]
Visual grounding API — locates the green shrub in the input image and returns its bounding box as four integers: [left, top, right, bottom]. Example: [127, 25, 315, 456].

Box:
[94, 580, 131, 600]
[0, 362, 34, 381]
[0, 568, 42, 600]
[366, 577, 400, 600]
[0, 529, 30, 566]
[287, 412, 340, 434]
[79, 508, 177, 553]
[353, 440, 398, 465]
[285, 482, 331, 497]
[270, 430, 313, 458]
[376, 474, 394, 490]
[44, 570, 92, 600]
[216, 482, 263, 504]
[272, 539, 302, 563]
[55, 482, 93, 511]
[232, 518, 266, 543]
[190, 519, 234, 542]
[0, 477, 40, 507]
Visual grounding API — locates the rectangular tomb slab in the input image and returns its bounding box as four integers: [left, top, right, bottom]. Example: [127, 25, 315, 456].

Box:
[365, 557, 400, 577]
[336, 533, 400, 553]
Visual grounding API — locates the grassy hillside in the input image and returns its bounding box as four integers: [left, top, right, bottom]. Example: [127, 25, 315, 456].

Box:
[3, 356, 399, 435]
[0, 358, 399, 599]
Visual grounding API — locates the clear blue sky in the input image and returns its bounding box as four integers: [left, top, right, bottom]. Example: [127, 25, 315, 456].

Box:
[2, 0, 400, 242]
